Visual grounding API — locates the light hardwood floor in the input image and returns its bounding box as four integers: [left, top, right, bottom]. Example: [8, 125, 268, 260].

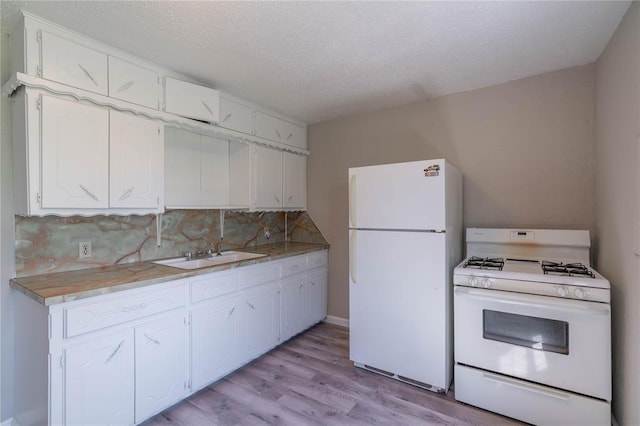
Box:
[142, 323, 522, 425]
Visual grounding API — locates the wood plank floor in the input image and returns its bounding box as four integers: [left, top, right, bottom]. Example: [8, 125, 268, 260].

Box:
[142, 323, 522, 425]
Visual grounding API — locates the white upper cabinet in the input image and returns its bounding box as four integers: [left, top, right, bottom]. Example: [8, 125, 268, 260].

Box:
[14, 88, 164, 216]
[283, 152, 307, 209]
[41, 94, 110, 209]
[165, 127, 250, 209]
[109, 110, 164, 209]
[252, 145, 283, 210]
[108, 56, 160, 110]
[40, 30, 108, 95]
[250, 146, 307, 211]
[218, 97, 254, 135]
[164, 77, 220, 123]
[255, 111, 306, 150]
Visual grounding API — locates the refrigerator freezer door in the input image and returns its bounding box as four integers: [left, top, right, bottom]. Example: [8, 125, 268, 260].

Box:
[349, 160, 445, 230]
[349, 229, 449, 389]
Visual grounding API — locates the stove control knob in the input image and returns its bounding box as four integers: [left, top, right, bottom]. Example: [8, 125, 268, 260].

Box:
[469, 277, 478, 287]
[482, 279, 492, 288]
[574, 288, 586, 299]
[556, 286, 569, 297]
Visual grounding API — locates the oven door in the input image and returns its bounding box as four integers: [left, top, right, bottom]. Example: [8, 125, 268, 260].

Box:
[454, 286, 611, 400]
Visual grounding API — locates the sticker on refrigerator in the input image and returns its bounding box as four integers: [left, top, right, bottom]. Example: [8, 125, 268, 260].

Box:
[424, 165, 440, 177]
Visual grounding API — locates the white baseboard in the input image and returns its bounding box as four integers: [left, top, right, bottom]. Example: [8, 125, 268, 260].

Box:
[324, 315, 349, 328]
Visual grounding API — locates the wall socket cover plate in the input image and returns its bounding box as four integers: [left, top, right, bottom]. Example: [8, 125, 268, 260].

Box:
[79, 241, 92, 258]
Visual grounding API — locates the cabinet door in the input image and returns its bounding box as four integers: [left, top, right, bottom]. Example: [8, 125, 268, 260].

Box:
[135, 313, 187, 423]
[219, 97, 254, 134]
[40, 31, 108, 95]
[65, 330, 134, 426]
[201, 135, 230, 206]
[108, 56, 160, 109]
[191, 295, 241, 390]
[280, 274, 307, 342]
[255, 112, 306, 149]
[110, 110, 163, 209]
[41, 95, 109, 209]
[307, 267, 328, 326]
[283, 152, 306, 209]
[241, 282, 281, 362]
[252, 145, 283, 209]
[164, 77, 220, 123]
[165, 127, 201, 207]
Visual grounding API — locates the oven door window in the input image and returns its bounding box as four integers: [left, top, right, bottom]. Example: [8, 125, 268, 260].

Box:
[482, 310, 569, 355]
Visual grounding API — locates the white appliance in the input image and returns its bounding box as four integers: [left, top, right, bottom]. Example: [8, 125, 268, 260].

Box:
[454, 228, 611, 425]
[348, 159, 462, 393]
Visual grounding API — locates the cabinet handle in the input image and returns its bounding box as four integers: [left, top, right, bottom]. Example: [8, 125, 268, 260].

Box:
[79, 184, 99, 202]
[275, 129, 281, 139]
[144, 333, 160, 345]
[121, 302, 147, 312]
[310, 281, 316, 286]
[298, 283, 303, 291]
[201, 100, 213, 115]
[117, 80, 135, 92]
[288, 195, 293, 202]
[222, 113, 232, 122]
[78, 64, 99, 87]
[227, 306, 236, 318]
[105, 340, 125, 363]
[289, 265, 298, 271]
[118, 186, 135, 201]
[350, 230, 357, 284]
[274, 195, 280, 203]
[246, 301, 255, 310]
[287, 133, 293, 141]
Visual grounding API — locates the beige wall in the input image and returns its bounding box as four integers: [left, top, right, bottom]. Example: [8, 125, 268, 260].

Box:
[308, 64, 596, 321]
[595, 3, 639, 425]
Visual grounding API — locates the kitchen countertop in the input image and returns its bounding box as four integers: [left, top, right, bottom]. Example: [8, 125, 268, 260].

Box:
[10, 241, 329, 306]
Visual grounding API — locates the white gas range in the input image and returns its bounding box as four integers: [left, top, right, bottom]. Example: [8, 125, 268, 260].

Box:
[453, 229, 611, 425]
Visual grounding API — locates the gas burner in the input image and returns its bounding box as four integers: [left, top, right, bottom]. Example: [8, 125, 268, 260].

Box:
[541, 261, 595, 278]
[463, 256, 504, 270]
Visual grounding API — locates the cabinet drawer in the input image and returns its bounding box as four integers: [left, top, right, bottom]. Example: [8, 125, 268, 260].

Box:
[307, 250, 328, 269]
[40, 31, 108, 95]
[191, 271, 239, 303]
[64, 283, 185, 338]
[255, 111, 306, 149]
[240, 263, 279, 289]
[164, 77, 220, 123]
[280, 255, 307, 278]
[218, 97, 254, 134]
[108, 56, 159, 109]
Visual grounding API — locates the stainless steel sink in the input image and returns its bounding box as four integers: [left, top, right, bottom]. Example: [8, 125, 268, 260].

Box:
[153, 251, 266, 270]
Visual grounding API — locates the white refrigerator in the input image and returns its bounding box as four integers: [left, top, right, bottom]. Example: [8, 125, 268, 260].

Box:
[348, 159, 462, 393]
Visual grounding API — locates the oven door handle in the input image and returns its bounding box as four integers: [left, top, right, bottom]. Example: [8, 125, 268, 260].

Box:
[454, 287, 610, 316]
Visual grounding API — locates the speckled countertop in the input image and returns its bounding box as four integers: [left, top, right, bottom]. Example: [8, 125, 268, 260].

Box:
[10, 241, 329, 306]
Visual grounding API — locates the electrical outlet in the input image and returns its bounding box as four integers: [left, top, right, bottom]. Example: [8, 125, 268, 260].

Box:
[264, 227, 271, 240]
[79, 241, 92, 258]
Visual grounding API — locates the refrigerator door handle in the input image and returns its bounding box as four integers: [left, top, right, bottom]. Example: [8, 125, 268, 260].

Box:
[349, 174, 356, 228]
[350, 230, 357, 283]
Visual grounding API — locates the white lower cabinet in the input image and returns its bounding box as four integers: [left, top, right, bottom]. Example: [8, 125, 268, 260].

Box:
[191, 294, 241, 391]
[240, 282, 281, 363]
[64, 329, 135, 426]
[13, 250, 328, 426]
[134, 312, 188, 422]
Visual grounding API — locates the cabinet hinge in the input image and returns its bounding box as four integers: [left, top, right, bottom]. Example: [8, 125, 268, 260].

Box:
[36, 65, 42, 78]
[59, 354, 65, 368]
[157, 128, 161, 135]
[157, 196, 160, 206]
[36, 30, 42, 43]
[36, 192, 41, 204]
[36, 97, 42, 109]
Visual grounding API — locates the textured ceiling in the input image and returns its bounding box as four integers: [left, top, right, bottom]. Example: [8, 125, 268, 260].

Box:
[0, 1, 631, 123]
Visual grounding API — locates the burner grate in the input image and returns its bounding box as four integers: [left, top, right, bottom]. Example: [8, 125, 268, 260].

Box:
[541, 261, 595, 278]
[463, 256, 504, 270]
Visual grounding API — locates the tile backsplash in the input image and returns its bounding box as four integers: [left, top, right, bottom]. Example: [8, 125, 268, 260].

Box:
[15, 210, 327, 276]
